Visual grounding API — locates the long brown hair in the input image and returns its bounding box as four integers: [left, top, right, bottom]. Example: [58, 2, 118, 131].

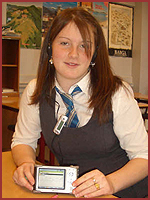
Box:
[31, 7, 123, 124]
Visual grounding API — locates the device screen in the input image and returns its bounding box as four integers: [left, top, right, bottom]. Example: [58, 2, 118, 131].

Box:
[38, 168, 66, 190]
[57, 120, 64, 131]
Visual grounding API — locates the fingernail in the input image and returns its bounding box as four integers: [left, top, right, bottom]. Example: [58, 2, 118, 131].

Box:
[72, 183, 75, 187]
[32, 180, 35, 185]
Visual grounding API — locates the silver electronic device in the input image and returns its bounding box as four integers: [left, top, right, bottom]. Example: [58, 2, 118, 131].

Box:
[53, 115, 68, 135]
[33, 165, 79, 194]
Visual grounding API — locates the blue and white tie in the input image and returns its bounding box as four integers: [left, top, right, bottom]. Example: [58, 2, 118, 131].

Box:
[55, 86, 82, 128]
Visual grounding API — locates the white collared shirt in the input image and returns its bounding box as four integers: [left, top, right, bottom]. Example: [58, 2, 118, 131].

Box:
[11, 73, 148, 161]
[55, 73, 93, 126]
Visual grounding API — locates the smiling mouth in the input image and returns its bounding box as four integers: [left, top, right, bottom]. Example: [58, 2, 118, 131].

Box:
[64, 62, 79, 67]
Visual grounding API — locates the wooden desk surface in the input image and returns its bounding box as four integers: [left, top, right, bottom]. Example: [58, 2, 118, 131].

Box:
[134, 92, 148, 100]
[138, 103, 148, 108]
[2, 151, 116, 198]
[2, 96, 20, 110]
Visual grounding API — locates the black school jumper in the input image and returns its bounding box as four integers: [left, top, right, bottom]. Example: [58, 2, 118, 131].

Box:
[39, 92, 148, 198]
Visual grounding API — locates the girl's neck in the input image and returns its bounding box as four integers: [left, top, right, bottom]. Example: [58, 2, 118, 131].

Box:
[56, 78, 77, 93]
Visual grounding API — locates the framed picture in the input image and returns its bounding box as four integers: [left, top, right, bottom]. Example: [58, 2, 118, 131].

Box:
[108, 3, 134, 57]
[5, 2, 42, 49]
[42, 2, 78, 36]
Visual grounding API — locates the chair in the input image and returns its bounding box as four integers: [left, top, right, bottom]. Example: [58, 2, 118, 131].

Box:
[37, 133, 55, 165]
[138, 103, 148, 123]
[142, 111, 148, 122]
[7, 124, 16, 132]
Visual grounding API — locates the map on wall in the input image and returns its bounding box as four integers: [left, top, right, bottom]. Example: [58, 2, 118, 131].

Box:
[5, 3, 42, 49]
[108, 3, 134, 57]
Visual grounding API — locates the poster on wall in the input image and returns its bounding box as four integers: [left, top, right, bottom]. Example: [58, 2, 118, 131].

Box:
[4, 2, 109, 49]
[80, 2, 108, 42]
[42, 2, 108, 42]
[108, 3, 134, 57]
[81, 2, 108, 28]
[5, 2, 42, 49]
[42, 2, 78, 36]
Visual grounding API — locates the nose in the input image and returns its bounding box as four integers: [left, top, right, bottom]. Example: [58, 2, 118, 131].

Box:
[68, 45, 79, 58]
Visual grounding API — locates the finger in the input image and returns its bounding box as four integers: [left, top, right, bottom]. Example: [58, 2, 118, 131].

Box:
[72, 177, 93, 195]
[18, 173, 33, 190]
[24, 172, 35, 186]
[13, 170, 19, 184]
[73, 170, 99, 187]
[72, 171, 93, 187]
[84, 187, 106, 198]
[16, 167, 34, 191]
[13, 174, 32, 191]
[24, 165, 35, 185]
[74, 184, 98, 198]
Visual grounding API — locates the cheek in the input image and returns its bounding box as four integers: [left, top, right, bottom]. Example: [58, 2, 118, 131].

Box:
[52, 45, 66, 60]
[53, 50, 64, 60]
[83, 57, 92, 67]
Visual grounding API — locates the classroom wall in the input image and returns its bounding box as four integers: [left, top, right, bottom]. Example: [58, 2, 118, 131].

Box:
[2, 2, 148, 95]
[132, 2, 148, 94]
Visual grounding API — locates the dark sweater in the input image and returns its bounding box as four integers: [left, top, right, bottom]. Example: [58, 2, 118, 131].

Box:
[39, 93, 148, 198]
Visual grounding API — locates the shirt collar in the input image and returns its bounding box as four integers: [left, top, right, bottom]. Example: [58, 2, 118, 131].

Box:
[55, 72, 90, 96]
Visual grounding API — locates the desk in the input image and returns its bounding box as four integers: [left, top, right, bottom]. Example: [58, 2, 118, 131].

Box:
[2, 96, 20, 111]
[2, 151, 116, 198]
[134, 92, 148, 103]
[138, 103, 148, 109]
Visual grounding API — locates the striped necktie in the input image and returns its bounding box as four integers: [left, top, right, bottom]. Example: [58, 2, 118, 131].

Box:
[55, 86, 82, 128]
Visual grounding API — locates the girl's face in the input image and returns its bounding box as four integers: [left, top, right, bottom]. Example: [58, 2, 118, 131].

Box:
[52, 22, 95, 86]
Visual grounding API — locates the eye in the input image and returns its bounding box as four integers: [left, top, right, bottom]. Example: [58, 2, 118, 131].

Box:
[80, 42, 90, 49]
[60, 42, 69, 46]
[80, 44, 86, 48]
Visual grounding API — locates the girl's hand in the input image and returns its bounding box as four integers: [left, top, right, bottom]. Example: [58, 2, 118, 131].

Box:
[72, 169, 114, 198]
[13, 162, 35, 191]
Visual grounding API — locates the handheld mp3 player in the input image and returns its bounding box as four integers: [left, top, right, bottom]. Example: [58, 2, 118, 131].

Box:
[53, 115, 68, 135]
[33, 165, 79, 194]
